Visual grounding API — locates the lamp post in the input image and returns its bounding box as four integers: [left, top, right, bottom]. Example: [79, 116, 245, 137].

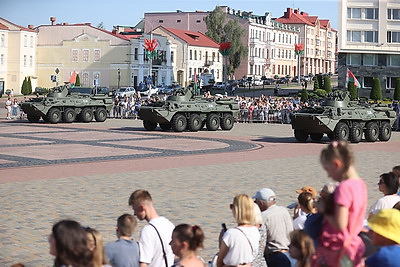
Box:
[117, 68, 121, 89]
[294, 43, 304, 86]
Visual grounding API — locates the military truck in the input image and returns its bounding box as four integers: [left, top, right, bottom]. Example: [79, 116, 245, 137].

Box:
[138, 87, 239, 132]
[21, 84, 113, 124]
[290, 91, 396, 143]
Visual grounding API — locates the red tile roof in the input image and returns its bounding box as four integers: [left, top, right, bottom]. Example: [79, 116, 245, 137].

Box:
[0, 23, 8, 30]
[275, 8, 335, 31]
[156, 26, 219, 48]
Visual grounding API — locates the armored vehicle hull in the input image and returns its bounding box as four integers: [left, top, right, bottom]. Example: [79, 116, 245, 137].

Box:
[21, 84, 113, 124]
[138, 88, 239, 132]
[291, 91, 396, 143]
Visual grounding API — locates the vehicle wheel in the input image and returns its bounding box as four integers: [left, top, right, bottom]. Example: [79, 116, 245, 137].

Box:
[27, 114, 40, 123]
[94, 107, 107, 122]
[349, 122, 363, 143]
[46, 108, 62, 124]
[310, 133, 323, 142]
[206, 113, 220, 131]
[334, 122, 349, 141]
[143, 120, 157, 131]
[159, 123, 171, 131]
[63, 108, 76, 123]
[42, 115, 49, 122]
[364, 121, 379, 142]
[171, 114, 187, 132]
[79, 108, 94, 123]
[379, 121, 391, 141]
[220, 113, 234, 130]
[327, 133, 335, 140]
[294, 130, 309, 142]
[188, 114, 202, 132]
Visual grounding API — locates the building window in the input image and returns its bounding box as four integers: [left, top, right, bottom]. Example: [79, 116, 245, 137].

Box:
[30, 36, 34, 47]
[216, 69, 220, 79]
[348, 8, 361, 19]
[250, 65, 253, 75]
[30, 55, 33, 67]
[363, 54, 377, 66]
[72, 49, 78, 62]
[23, 55, 27, 67]
[158, 20, 164, 23]
[189, 50, 192, 60]
[364, 31, 378, 42]
[94, 49, 101, 61]
[327, 32, 332, 38]
[82, 72, 89, 86]
[196, 20, 201, 23]
[388, 9, 400, 20]
[386, 77, 399, 89]
[387, 31, 400, 43]
[346, 54, 361, 65]
[217, 53, 220, 62]
[188, 68, 192, 79]
[24, 35, 27, 47]
[171, 51, 174, 63]
[347, 30, 361, 42]
[388, 55, 400, 66]
[177, 20, 181, 23]
[212, 52, 215, 62]
[0, 34, 4, 46]
[82, 49, 89, 62]
[194, 50, 197, 60]
[363, 77, 374, 88]
[365, 8, 378, 19]
[134, 48, 138, 60]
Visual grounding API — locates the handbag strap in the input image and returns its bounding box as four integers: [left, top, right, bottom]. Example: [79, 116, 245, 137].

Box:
[149, 223, 168, 267]
[235, 227, 254, 255]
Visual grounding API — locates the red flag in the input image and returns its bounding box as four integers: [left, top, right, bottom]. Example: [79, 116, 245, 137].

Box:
[346, 69, 360, 88]
[69, 70, 77, 84]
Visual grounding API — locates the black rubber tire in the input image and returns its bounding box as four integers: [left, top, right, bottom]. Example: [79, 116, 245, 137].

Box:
[334, 122, 349, 141]
[143, 120, 157, 131]
[364, 121, 379, 142]
[379, 121, 391, 141]
[171, 114, 187, 132]
[349, 122, 363, 143]
[220, 113, 234, 130]
[159, 123, 171, 131]
[46, 108, 62, 124]
[63, 108, 76, 123]
[188, 114, 202, 132]
[294, 129, 309, 142]
[310, 133, 323, 142]
[27, 114, 40, 123]
[206, 113, 220, 131]
[327, 133, 335, 140]
[80, 108, 94, 123]
[94, 107, 107, 122]
[42, 115, 49, 122]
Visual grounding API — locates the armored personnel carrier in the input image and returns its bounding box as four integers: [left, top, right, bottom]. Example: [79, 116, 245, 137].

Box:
[290, 91, 396, 143]
[21, 84, 113, 124]
[138, 87, 239, 132]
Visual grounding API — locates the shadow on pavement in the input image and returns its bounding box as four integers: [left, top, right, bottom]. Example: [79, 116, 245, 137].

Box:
[252, 136, 332, 144]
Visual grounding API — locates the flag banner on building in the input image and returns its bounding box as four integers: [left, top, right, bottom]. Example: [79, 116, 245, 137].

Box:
[346, 68, 361, 88]
[69, 70, 77, 85]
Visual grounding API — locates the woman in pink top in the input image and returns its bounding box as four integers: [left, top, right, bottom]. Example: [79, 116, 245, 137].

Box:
[312, 141, 367, 267]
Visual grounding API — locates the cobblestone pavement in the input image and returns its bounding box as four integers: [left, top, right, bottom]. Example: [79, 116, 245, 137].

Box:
[0, 113, 399, 266]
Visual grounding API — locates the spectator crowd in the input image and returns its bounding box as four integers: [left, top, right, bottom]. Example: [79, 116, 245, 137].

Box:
[10, 143, 400, 267]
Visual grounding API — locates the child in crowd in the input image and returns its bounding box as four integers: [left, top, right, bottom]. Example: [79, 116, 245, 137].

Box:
[312, 141, 367, 267]
[289, 230, 315, 267]
[85, 227, 111, 267]
[170, 224, 206, 267]
[293, 192, 317, 230]
[105, 214, 140, 267]
[365, 209, 400, 267]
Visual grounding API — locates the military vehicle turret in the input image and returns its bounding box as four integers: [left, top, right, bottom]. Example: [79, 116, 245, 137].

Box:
[290, 91, 396, 143]
[138, 87, 239, 132]
[21, 84, 113, 124]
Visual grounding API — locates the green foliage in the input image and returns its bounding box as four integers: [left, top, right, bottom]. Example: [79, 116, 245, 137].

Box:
[313, 78, 319, 90]
[323, 76, 332, 93]
[348, 82, 358, 100]
[75, 74, 81, 86]
[5, 89, 11, 95]
[205, 6, 247, 76]
[370, 77, 383, 100]
[300, 89, 309, 102]
[27, 76, 32, 94]
[317, 74, 323, 89]
[315, 89, 327, 97]
[394, 77, 400, 101]
[21, 77, 29, 95]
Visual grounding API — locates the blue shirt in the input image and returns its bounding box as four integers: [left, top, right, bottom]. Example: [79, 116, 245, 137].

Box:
[365, 245, 400, 267]
[105, 239, 140, 267]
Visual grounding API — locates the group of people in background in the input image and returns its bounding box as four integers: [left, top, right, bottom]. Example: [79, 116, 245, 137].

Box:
[4, 96, 24, 120]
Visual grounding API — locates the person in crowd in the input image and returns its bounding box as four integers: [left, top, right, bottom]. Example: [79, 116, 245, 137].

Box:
[365, 209, 400, 267]
[170, 224, 206, 267]
[393, 201, 400, 210]
[5, 96, 12, 120]
[49, 219, 93, 267]
[289, 230, 315, 267]
[253, 188, 296, 267]
[11, 98, 19, 119]
[105, 214, 140, 267]
[368, 172, 400, 218]
[312, 141, 367, 267]
[128, 189, 175, 267]
[217, 194, 260, 267]
[85, 227, 111, 267]
[293, 192, 317, 230]
[253, 203, 268, 267]
[292, 186, 318, 219]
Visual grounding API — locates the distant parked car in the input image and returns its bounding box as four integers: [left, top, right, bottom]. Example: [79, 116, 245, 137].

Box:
[252, 79, 263, 86]
[138, 85, 158, 96]
[263, 78, 275, 85]
[277, 77, 289, 84]
[115, 87, 136, 97]
[214, 82, 228, 90]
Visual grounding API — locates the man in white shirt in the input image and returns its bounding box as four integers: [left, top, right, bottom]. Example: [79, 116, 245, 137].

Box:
[129, 190, 175, 267]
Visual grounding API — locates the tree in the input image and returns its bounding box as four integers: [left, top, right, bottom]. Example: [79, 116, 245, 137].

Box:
[348, 82, 358, 100]
[75, 74, 81, 86]
[313, 77, 319, 90]
[21, 77, 29, 95]
[317, 74, 323, 89]
[370, 77, 383, 100]
[97, 22, 105, 30]
[394, 78, 400, 101]
[205, 6, 247, 76]
[323, 76, 332, 93]
[27, 76, 32, 94]
[300, 89, 309, 102]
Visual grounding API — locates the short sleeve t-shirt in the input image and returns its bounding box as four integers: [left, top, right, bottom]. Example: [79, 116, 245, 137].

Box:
[222, 226, 260, 266]
[369, 195, 400, 215]
[105, 239, 139, 267]
[139, 216, 175, 267]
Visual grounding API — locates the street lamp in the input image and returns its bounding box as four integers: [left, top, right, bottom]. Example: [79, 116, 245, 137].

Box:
[117, 68, 121, 89]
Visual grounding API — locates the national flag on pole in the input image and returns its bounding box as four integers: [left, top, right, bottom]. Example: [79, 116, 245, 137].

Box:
[346, 68, 361, 88]
[69, 70, 77, 84]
